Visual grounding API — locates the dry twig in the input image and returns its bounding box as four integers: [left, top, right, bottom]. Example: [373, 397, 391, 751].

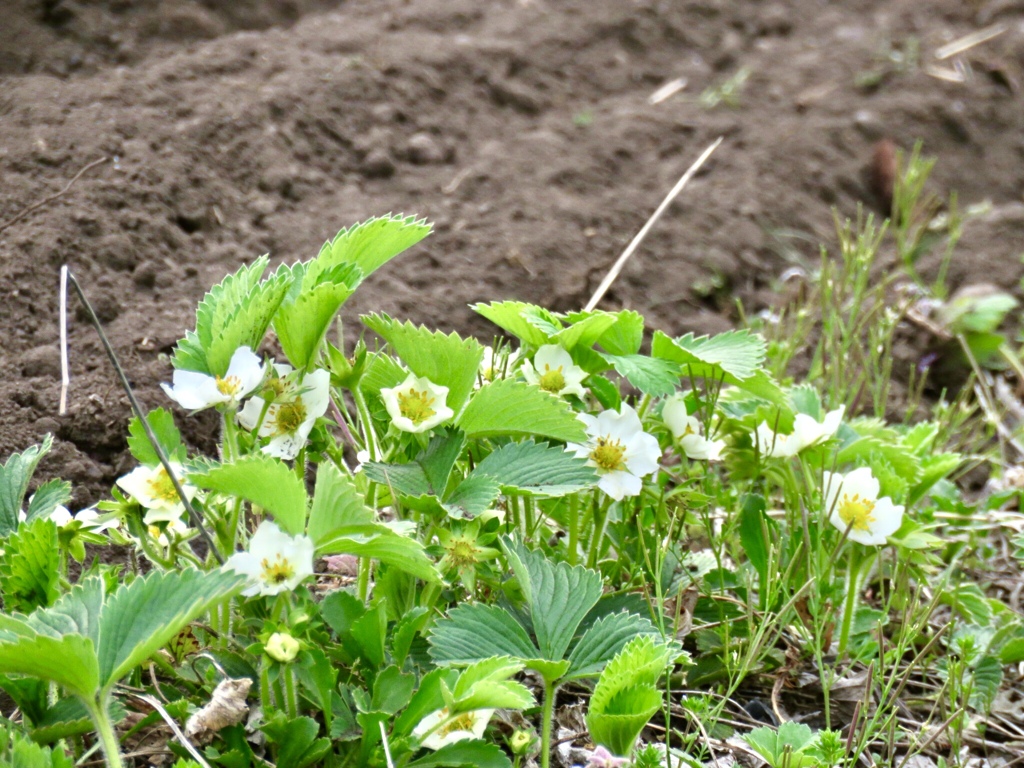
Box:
[0, 156, 107, 234]
[584, 137, 723, 312]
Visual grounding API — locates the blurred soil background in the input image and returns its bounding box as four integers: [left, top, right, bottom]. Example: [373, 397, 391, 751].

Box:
[1, 0, 1023, 506]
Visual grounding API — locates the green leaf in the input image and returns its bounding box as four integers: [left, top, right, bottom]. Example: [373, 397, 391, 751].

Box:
[316, 525, 439, 583]
[835, 438, 922, 489]
[503, 541, 602, 661]
[906, 453, 961, 506]
[0, 519, 60, 613]
[24, 479, 71, 523]
[371, 666, 416, 715]
[444, 476, 500, 520]
[549, 312, 618, 350]
[587, 375, 622, 411]
[652, 331, 784, 404]
[363, 314, 483, 417]
[939, 290, 1018, 334]
[587, 685, 661, 757]
[471, 440, 597, 497]
[671, 330, 766, 379]
[98, 569, 245, 688]
[308, 463, 373, 546]
[737, 494, 773, 606]
[172, 256, 293, 376]
[970, 655, 1002, 712]
[273, 262, 360, 370]
[458, 379, 587, 443]
[309, 214, 432, 286]
[600, 354, 680, 397]
[744, 722, 819, 768]
[362, 462, 432, 497]
[565, 611, 660, 680]
[30, 697, 126, 745]
[24, 577, 103, 641]
[472, 301, 551, 347]
[127, 408, 184, 466]
[429, 604, 539, 665]
[789, 384, 822, 419]
[350, 601, 387, 668]
[359, 352, 409, 396]
[407, 740, 513, 768]
[595, 310, 645, 356]
[420, 429, 467, 496]
[0, 634, 100, 701]
[0, 434, 52, 537]
[190, 455, 308, 536]
[261, 713, 331, 768]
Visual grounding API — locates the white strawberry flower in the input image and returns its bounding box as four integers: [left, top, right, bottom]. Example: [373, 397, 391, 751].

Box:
[479, 345, 520, 385]
[161, 346, 265, 411]
[568, 404, 661, 500]
[116, 462, 198, 525]
[75, 508, 121, 532]
[521, 345, 588, 398]
[755, 405, 845, 459]
[238, 365, 331, 459]
[225, 520, 315, 597]
[662, 394, 725, 462]
[380, 373, 454, 434]
[413, 707, 495, 751]
[823, 467, 904, 546]
[147, 518, 192, 547]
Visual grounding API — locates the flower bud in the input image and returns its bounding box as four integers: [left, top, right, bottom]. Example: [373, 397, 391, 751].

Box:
[265, 632, 300, 663]
[509, 729, 533, 755]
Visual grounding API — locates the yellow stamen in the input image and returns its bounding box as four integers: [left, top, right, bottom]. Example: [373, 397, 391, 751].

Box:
[398, 388, 437, 425]
[272, 400, 308, 435]
[146, 467, 180, 503]
[439, 712, 478, 736]
[838, 493, 876, 532]
[216, 374, 242, 396]
[446, 535, 481, 569]
[590, 436, 627, 473]
[261, 554, 296, 585]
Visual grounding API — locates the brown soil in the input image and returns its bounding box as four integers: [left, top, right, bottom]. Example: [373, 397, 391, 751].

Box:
[1, 0, 1023, 506]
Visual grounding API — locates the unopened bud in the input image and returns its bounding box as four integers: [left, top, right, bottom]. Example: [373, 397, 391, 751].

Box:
[265, 632, 300, 663]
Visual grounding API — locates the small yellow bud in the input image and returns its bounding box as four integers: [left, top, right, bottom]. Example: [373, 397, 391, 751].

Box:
[265, 632, 300, 663]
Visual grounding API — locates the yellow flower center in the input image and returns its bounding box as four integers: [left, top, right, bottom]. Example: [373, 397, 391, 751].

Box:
[538, 364, 566, 393]
[439, 711, 478, 737]
[216, 374, 243, 396]
[446, 536, 480, 569]
[261, 554, 296, 585]
[590, 437, 627, 473]
[273, 400, 308, 435]
[838, 493, 876, 532]
[146, 467, 180, 503]
[398, 388, 437, 425]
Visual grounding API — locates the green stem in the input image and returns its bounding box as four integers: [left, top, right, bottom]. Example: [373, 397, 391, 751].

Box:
[283, 664, 299, 719]
[540, 679, 557, 768]
[567, 494, 579, 566]
[260, 658, 276, 713]
[837, 547, 867, 658]
[357, 556, 372, 604]
[587, 497, 610, 569]
[87, 699, 124, 768]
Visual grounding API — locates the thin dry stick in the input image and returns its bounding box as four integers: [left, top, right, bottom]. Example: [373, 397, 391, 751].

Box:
[584, 137, 723, 312]
[129, 692, 212, 768]
[63, 268, 225, 564]
[60, 266, 70, 414]
[0, 156, 107, 234]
